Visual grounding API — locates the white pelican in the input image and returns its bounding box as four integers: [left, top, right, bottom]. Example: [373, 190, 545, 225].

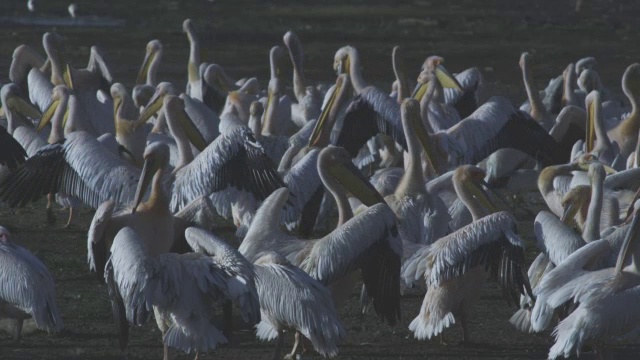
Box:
[136, 39, 162, 87]
[412, 55, 482, 119]
[604, 63, 640, 157]
[239, 147, 402, 324]
[201, 63, 244, 114]
[9, 44, 49, 93]
[283, 31, 322, 126]
[248, 101, 288, 164]
[416, 66, 460, 132]
[532, 201, 640, 358]
[390, 46, 412, 103]
[519, 52, 554, 131]
[105, 226, 259, 358]
[253, 251, 346, 359]
[262, 46, 295, 136]
[402, 165, 532, 342]
[0, 226, 63, 342]
[183, 19, 202, 100]
[1, 84, 45, 157]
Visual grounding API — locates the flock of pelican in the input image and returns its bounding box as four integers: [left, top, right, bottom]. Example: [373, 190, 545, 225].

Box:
[2, 18, 640, 360]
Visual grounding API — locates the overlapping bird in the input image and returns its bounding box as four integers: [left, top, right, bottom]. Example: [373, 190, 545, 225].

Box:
[1, 18, 640, 360]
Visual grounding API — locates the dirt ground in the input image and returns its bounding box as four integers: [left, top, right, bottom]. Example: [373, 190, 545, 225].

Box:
[1, 0, 640, 359]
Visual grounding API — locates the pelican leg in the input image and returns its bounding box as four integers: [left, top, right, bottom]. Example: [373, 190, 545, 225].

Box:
[46, 193, 56, 224]
[439, 333, 448, 346]
[284, 331, 301, 359]
[193, 351, 199, 360]
[273, 330, 284, 360]
[163, 344, 169, 360]
[13, 319, 23, 344]
[460, 311, 470, 344]
[64, 207, 74, 228]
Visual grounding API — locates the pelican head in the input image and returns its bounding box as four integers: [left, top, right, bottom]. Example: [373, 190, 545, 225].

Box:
[132, 84, 155, 109]
[270, 46, 287, 80]
[203, 64, 230, 94]
[37, 85, 70, 132]
[308, 74, 351, 147]
[0, 226, 10, 244]
[42, 32, 72, 87]
[182, 18, 195, 36]
[578, 69, 601, 93]
[575, 56, 597, 76]
[412, 55, 462, 101]
[622, 63, 640, 102]
[453, 165, 498, 213]
[283, 30, 303, 72]
[574, 153, 616, 174]
[560, 185, 590, 224]
[401, 97, 439, 173]
[137, 82, 178, 124]
[1, 84, 43, 123]
[318, 146, 384, 206]
[163, 95, 207, 151]
[132, 142, 170, 214]
[333, 46, 354, 76]
[136, 40, 162, 86]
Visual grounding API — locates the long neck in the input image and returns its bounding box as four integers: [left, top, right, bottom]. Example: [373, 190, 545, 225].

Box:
[348, 48, 367, 94]
[395, 119, 425, 198]
[291, 52, 306, 102]
[522, 60, 549, 127]
[563, 64, 576, 106]
[538, 164, 576, 196]
[454, 179, 491, 221]
[593, 96, 612, 153]
[140, 170, 169, 214]
[319, 167, 353, 226]
[9, 45, 46, 87]
[187, 30, 200, 84]
[262, 94, 278, 136]
[165, 110, 194, 171]
[148, 50, 161, 86]
[65, 95, 96, 135]
[583, 173, 603, 242]
[419, 78, 438, 133]
[48, 96, 68, 144]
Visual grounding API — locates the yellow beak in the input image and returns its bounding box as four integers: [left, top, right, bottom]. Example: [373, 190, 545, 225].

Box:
[435, 64, 463, 91]
[175, 105, 207, 152]
[37, 99, 60, 132]
[7, 96, 43, 120]
[131, 156, 158, 214]
[137, 90, 165, 126]
[308, 75, 345, 147]
[136, 49, 156, 85]
[329, 160, 384, 206]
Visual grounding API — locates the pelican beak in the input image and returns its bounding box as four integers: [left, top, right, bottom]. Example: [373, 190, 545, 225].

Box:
[586, 98, 595, 153]
[132, 155, 159, 214]
[615, 202, 640, 274]
[479, 180, 511, 211]
[603, 165, 617, 174]
[412, 82, 428, 101]
[37, 99, 60, 131]
[7, 95, 43, 120]
[136, 49, 155, 85]
[215, 74, 229, 93]
[413, 115, 439, 175]
[138, 90, 165, 125]
[308, 75, 345, 147]
[176, 105, 207, 151]
[560, 201, 577, 224]
[434, 64, 463, 91]
[465, 180, 498, 213]
[63, 64, 74, 89]
[263, 88, 276, 131]
[329, 160, 384, 206]
[335, 56, 350, 76]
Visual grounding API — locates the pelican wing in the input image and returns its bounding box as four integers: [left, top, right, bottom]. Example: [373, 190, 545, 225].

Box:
[254, 262, 346, 357]
[336, 87, 405, 157]
[444, 97, 564, 166]
[0, 242, 63, 332]
[87, 46, 114, 93]
[171, 126, 284, 212]
[534, 211, 585, 265]
[280, 149, 323, 230]
[301, 203, 402, 325]
[444, 67, 482, 118]
[87, 200, 116, 279]
[185, 227, 260, 324]
[0, 125, 27, 170]
[0, 131, 140, 208]
[424, 211, 532, 305]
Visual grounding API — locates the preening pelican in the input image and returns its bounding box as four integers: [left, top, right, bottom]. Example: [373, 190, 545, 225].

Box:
[9, 44, 49, 92]
[402, 166, 532, 342]
[0, 226, 63, 342]
[253, 251, 346, 359]
[105, 226, 259, 358]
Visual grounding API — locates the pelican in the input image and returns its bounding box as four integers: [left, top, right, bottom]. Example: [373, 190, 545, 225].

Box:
[604, 63, 640, 157]
[402, 165, 532, 342]
[248, 101, 288, 164]
[253, 251, 346, 359]
[283, 31, 322, 126]
[384, 99, 450, 245]
[532, 201, 640, 358]
[1, 84, 45, 157]
[584, 90, 622, 167]
[105, 226, 259, 359]
[138, 82, 221, 144]
[0, 226, 63, 342]
[239, 147, 402, 324]
[9, 44, 49, 93]
[390, 46, 412, 103]
[412, 56, 482, 119]
[183, 19, 203, 100]
[135, 39, 162, 87]
[262, 46, 295, 136]
[417, 66, 460, 132]
[519, 52, 554, 131]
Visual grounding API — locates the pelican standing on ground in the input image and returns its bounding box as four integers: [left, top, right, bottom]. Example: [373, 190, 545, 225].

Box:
[0, 226, 63, 342]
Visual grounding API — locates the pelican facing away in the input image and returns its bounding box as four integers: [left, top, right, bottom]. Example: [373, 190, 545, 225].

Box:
[106, 226, 260, 359]
[0, 226, 63, 342]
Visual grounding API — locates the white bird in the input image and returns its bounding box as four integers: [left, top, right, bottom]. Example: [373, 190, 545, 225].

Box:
[68, 4, 78, 18]
[105, 226, 259, 359]
[283, 31, 322, 126]
[0, 226, 63, 342]
[253, 251, 345, 359]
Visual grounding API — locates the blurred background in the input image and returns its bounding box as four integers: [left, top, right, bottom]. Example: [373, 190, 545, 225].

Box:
[0, 0, 638, 101]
